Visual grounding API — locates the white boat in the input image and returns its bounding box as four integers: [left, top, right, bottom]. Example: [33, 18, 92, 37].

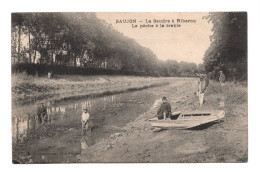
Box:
[146, 110, 225, 129]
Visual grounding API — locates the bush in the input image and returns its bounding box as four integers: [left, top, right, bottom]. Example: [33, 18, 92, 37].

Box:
[11, 63, 152, 77]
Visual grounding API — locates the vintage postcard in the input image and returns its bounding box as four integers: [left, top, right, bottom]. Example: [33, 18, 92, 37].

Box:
[11, 12, 247, 163]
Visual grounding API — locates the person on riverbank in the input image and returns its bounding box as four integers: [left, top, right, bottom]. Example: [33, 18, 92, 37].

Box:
[157, 97, 171, 120]
[37, 103, 47, 125]
[219, 71, 226, 86]
[47, 71, 52, 79]
[197, 74, 209, 107]
[81, 108, 90, 135]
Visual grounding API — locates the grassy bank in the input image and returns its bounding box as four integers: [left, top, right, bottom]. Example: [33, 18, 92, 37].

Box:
[12, 73, 175, 105]
[78, 80, 248, 162]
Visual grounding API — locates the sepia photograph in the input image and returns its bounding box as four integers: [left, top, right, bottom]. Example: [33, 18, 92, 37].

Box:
[11, 12, 248, 163]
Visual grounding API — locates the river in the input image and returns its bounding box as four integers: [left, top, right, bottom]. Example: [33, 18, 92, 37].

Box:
[12, 83, 171, 163]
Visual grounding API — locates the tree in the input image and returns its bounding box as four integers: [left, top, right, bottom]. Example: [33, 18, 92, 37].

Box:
[203, 12, 247, 81]
[12, 13, 24, 64]
[11, 12, 204, 77]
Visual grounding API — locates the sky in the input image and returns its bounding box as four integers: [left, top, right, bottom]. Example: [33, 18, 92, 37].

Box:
[97, 12, 213, 64]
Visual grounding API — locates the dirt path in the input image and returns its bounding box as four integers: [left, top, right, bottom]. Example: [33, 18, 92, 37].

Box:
[78, 79, 248, 163]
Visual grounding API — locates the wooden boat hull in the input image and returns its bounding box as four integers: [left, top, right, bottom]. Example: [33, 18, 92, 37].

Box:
[146, 110, 225, 129]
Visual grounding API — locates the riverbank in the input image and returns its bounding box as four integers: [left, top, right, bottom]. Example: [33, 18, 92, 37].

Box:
[12, 73, 174, 105]
[12, 78, 189, 163]
[78, 80, 248, 162]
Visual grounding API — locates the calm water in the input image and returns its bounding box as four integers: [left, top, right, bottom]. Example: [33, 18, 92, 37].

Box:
[12, 86, 165, 163]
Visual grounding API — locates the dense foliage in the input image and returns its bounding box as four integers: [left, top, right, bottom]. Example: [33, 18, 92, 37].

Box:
[203, 12, 247, 81]
[12, 13, 202, 77]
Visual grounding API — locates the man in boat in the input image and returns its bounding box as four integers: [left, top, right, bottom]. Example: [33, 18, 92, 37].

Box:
[37, 103, 48, 125]
[219, 71, 226, 86]
[157, 97, 171, 120]
[81, 108, 90, 135]
[197, 74, 209, 107]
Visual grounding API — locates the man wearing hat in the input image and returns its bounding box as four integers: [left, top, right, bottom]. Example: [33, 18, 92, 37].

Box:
[157, 97, 171, 120]
[37, 103, 47, 125]
[197, 74, 209, 107]
[81, 108, 90, 135]
[219, 71, 226, 86]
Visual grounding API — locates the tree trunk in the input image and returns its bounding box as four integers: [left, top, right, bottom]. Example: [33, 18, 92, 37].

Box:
[33, 50, 36, 63]
[39, 53, 42, 64]
[28, 28, 31, 63]
[13, 29, 17, 64]
[51, 49, 54, 66]
[17, 25, 21, 63]
[74, 55, 77, 67]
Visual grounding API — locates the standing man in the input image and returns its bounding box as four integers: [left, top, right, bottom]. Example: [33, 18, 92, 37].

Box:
[47, 71, 52, 79]
[157, 97, 171, 120]
[219, 71, 226, 86]
[81, 108, 90, 135]
[197, 74, 209, 107]
[37, 103, 47, 125]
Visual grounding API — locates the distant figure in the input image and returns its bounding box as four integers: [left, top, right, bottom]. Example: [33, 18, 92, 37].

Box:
[81, 108, 90, 135]
[219, 71, 226, 86]
[47, 71, 52, 79]
[157, 97, 171, 120]
[197, 74, 209, 107]
[37, 103, 47, 125]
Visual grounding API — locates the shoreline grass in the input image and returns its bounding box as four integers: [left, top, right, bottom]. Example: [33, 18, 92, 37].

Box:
[12, 73, 181, 105]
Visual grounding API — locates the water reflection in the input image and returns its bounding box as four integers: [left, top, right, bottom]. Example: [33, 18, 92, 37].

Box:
[80, 137, 88, 150]
[12, 95, 117, 144]
[12, 88, 157, 163]
[80, 134, 95, 150]
[12, 114, 37, 144]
